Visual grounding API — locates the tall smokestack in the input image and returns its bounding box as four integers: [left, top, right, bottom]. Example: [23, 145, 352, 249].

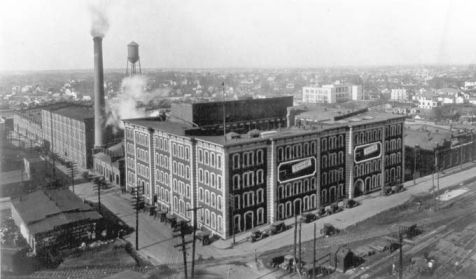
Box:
[93, 36, 106, 148]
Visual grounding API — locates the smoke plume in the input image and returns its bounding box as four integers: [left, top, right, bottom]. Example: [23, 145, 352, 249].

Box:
[106, 76, 149, 131]
[89, 3, 109, 37]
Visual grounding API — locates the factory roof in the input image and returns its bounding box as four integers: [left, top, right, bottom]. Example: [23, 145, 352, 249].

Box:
[296, 107, 405, 126]
[52, 105, 94, 121]
[124, 117, 193, 136]
[11, 189, 102, 235]
[404, 129, 451, 150]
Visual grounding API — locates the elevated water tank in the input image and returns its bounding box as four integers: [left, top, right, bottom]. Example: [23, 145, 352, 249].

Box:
[127, 41, 139, 63]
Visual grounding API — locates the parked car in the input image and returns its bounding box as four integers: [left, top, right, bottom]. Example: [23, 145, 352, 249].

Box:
[269, 255, 285, 268]
[279, 255, 296, 272]
[344, 199, 359, 208]
[299, 213, 317, 223]
[316, 208, 328, 218]
[196, 230, 211, 245]
[268, 221, 287, 235]
[249, 229, 269, 242]
[321, 223, 339, 236]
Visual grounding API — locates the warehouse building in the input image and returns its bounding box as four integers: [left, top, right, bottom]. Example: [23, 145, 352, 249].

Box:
[124, 97, 405, 239]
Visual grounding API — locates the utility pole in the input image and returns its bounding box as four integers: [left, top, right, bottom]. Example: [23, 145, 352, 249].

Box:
[313, 223, 317, 279]
[187, 206, 202, 279]
[399, 231, 403, 279]
[293, 213, 297, 261]
[229, 194, 235, 247]
[68, 161, 77, 193]
[173, 221, 193, 279]
[93, 176, 105, 214]
[298, 219, 302, 266]
[413, 145, 418, 185]
[131, 184, 144, 250]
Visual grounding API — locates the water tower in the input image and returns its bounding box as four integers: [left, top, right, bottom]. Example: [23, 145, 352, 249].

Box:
[126, 41, 141, 76]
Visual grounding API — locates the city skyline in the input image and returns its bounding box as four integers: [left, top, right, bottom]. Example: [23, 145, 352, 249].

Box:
[2, 0, 476, 71]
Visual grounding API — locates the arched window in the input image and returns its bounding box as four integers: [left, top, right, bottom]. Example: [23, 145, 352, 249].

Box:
[297, 181, 303, 194]
[257, 189, 264, 203]
[311, 177, 316, 190]
[397, 138, 402, 149]
[339, 135, 344, 147]
[296, 144, 302, 157]
[355, 134, 360, 145]
[285, 146, 292, 160]
[303, 196, 309, 211]
[304, 142, 310, 156]
[397, 152, 401, 163]
[286, 201, 292, 218]
[233, 174, 240, 190]
[329, 137, 335, 150]
[322, 155, 328, 169]
[278, 185, 284, 199]
[278, 204, 285, 220]
[338, 184, 344, 198]
[278, 147, 284, 162]
[257, 149, 264, 164]
[257, 208, 264, 225]
[321, 189, 328, 204]
[311, 141, 316, 154]
[311, 194, 317, 209]
[257, 169, 264, 184]
[322, 172, 328, 185]
[232, 154, 240, 169]
[354, 165, 359, 177]
[338, 151, 344, 164]
[339, 168, 344, 181]
[322, 138, 328, 151]
[286, 183, 292, 197]
[304, 179, 309, 192]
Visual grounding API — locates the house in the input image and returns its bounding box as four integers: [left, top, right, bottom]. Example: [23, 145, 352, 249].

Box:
[93, 141, 125, 188]
[11, 189, 102, 255]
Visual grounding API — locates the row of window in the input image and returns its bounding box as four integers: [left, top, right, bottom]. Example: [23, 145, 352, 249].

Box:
[198, 169, 223, 189]
[321, 184, 345, 204]
[385, 124, 403, 138]
[126, 142, 134, 155]
[277, 196, 317, 220]
[156, 170, 169, 185]
[127, 171, 135, 187]
[125, 128, 134, 140]
[277, 177, 317, 200]
[321, 168, 345, 186]
[135, 131, 149, 146]
[173, 197, 191, 218]
[158, 187, 170, 203]
[155, 153, 169, 169]
[198, 188, 223, 210]
[136, 148, 149, 162]
[172, 180, 191, 199]
[137, 163, 149, 179]
[322, 151, 345, 169]
[172, 143, 190, 160]
[126, 156, 135, 169]
[354, 159, 381, 178]
[277, 142, 316, 162]
[233, 208, 265, 232]
[385, 139, 402, 152]
[232, 170, 265, 190]
[155, 137, 169, 152]
[385, 166, 402, 183]
[232, 189, 265, 209]
[321, 135, 345, 151]
[173, 161, 190, 179]
[231, 150, 263, 169]
[385, 152, 402, 167]
[354, 129, 382, 146]
[199, 209, 223, 233]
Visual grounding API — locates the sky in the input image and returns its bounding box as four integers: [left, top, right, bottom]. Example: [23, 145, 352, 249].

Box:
[1, 0, 476, 71]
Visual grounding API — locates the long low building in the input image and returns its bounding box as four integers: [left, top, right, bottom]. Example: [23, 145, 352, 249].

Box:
[124, 97, 405, 239]
[11, 189, 102, 255]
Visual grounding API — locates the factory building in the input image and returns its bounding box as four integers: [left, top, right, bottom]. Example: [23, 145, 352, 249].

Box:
[124, 98, 406, 239]
[93, 142, 125, 188]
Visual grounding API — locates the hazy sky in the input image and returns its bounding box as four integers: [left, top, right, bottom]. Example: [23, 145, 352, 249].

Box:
[1, 0, 476, 71]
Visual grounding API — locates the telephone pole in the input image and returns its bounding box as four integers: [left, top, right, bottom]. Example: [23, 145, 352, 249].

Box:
[293, 214, 297, 261]
[187, 206, 202, 279]
[173, 220, 193, 279]
[313, 223, 317, 279]
[399, 231, 403, 279]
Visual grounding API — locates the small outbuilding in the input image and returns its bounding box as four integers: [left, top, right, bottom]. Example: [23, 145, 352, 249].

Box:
[330, 246, 354, 272]
[11, 189, 102, 255]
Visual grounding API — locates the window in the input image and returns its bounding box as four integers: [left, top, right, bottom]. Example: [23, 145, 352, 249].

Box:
[233, 174, 240, 190]
[257, 150, 264, 164]
[257, 169, 264, 184]
[211, 212, 216, 229]
[211, 153, 216, 167]
[233, 154, 240, 169]
[211, 173, 216, 187]
[217, 175, 222, 190]
[217, 154, 222, 168]
[199, 169, 203, 182]
[257, 189, 264, 203]
[185, 147, 189, 160]
[217, 215, 223, 232]
[198, 149, 203, 162]
[257, 208, 264, 225]
[211, 193, 216, 208]
[199, 188, 203, 201]
[186, 184, 190, 198]
[217, 195, 222, 210]
[204, 151, 209, 165]
[205, 190, 210, 204]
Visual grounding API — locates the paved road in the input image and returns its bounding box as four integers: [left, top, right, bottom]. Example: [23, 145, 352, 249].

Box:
[73, 162, 476, 265]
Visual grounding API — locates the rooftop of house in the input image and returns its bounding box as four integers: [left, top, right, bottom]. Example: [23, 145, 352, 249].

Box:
[52, 105, 94, 121]
[11, 189, 102, 235]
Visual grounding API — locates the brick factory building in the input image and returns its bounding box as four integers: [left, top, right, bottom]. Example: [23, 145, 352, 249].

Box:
[124, 98, 405, 239]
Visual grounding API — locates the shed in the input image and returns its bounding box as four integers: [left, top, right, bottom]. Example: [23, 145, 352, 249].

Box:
[330, 247, 354, 272]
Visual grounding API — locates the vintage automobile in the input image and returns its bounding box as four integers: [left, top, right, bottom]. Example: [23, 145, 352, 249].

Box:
[321, 223, 339, 236]
[299, 213, 317, 223]
[269, 255, 285, 268]
[249, 229, 269, 242]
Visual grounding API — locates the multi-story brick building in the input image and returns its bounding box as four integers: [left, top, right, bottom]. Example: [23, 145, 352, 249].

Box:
[124, 98, 406, 239]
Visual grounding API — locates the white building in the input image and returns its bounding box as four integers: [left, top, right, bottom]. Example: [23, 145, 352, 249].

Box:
[302, 83, 354, 104]
[417, 96, 441, 109]
[351, 85, 363, 101]
[390, 89, 408, 101]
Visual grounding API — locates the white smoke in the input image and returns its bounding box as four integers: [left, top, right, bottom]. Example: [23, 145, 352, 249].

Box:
[106, 76, 148, 131]
[89, 3, 109, 38]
